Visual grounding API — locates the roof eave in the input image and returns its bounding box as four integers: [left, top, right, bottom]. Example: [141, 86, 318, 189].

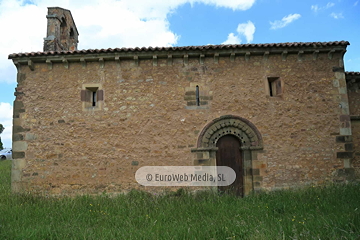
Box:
[8, 41, 349, 60]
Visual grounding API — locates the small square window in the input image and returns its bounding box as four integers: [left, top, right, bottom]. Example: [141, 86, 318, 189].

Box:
[267, 77, 282, 97]
[81, 84, 103, 110]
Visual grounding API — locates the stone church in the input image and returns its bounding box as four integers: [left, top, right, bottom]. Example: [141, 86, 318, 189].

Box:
[8, 7, 360, 196]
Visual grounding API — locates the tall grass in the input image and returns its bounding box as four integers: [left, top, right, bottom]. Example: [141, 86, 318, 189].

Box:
[0, 160, 359, 239]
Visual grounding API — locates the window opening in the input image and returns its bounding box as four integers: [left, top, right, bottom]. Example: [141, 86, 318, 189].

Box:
[92, 91, 97, 107]
[196, 85, 200, 106]
[268, 80, 273, 96]
[267, 77, 282, 97]
[60, 17, 67, 40]
[70, 28, 75, 39]
[81, 86, 103, 109]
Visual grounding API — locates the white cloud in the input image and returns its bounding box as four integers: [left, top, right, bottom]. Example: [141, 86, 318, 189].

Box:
[0, 0, 256, 84]
[237, 20, 255, 43]
[0, 2, 46, 84]
[326, 2, 335, 8]
[355, 1, 359, 6]
[347, 57, 360, 63]
[311, 2, 344, 19]
[330, 12, 344, 19]
[222, 20, 255, 44]
[311, 5, 319, 12]
[222, 33, 241, 44]
[0, 102, 13, 149]
[200, 0, 256, 10]
[311, 2, 335, 12]
[270, 14, 301, 30]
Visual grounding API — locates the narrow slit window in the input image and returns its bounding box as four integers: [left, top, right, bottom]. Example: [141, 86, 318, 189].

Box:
[196, 85, 200, 106]
[92, 91, 97, 106]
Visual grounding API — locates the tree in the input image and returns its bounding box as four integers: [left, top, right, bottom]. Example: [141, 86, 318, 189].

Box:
[0, 124, 4, 150]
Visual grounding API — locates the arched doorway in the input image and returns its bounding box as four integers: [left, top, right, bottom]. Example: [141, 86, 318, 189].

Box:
[216, 135, 243, 196]
[192, 115, 263, 196]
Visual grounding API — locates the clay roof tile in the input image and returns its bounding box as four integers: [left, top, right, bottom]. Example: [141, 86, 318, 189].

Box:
[8, 40, 350, 59]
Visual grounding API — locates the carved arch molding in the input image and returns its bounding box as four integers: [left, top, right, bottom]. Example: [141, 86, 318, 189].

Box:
[197, 115, 263, 149]
[191, 115, 264, 196]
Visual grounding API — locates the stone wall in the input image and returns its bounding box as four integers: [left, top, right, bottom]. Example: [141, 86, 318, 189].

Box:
[11, 49, 355, 195]
[351, 120, 360, 178]
[347, 73, 360, 179]
[348, 78, 360, 116]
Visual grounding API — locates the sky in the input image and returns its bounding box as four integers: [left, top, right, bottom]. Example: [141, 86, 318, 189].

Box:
[0, 0, 359, 149]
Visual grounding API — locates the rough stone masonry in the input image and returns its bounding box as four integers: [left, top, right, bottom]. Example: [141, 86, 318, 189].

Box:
[8, 7, 360, 196]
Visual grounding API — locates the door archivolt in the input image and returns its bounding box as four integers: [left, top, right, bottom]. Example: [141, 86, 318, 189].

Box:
[197, 115, 263, 150]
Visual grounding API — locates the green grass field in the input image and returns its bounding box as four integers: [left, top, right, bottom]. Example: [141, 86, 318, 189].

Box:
[0, 160, 359, 239]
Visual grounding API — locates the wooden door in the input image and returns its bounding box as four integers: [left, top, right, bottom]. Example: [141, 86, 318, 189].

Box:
[216, 135, 243, 196]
